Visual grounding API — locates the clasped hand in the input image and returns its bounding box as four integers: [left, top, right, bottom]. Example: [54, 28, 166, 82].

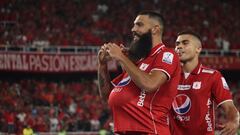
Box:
[98, 43, 127, 64]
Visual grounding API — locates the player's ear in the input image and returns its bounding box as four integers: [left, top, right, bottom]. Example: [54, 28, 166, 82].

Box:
[196, 46, 202, 54]
[151, 25, 160, 35]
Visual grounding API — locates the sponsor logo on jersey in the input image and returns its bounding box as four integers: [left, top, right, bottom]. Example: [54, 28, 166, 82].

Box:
[221, 77, 229, 90]
[177, 85, 191, 90]
[139, 63, 149, 71]
[192, 81, 201, 89]
[162, 52, 173, 64]
[175, 115, 190, 122]
[137, 90, 146, 107]
[117, 75, 131, 86]
[205, 98, 213, 131]
[112, 87, 122, 92]
[172, 94, 191, 115]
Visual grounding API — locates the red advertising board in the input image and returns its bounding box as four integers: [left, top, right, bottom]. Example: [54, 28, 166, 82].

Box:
[0, 52, 117, 72]
[200, 56, 240, 70]
[0, 52, 239, 72]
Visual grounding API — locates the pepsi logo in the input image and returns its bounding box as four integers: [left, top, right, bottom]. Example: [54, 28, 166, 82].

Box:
[172, 94, 191, 115]
[117, 75, 131, 86]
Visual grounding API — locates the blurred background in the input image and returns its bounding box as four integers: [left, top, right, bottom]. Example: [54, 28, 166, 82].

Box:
[0, 0, 239, 134]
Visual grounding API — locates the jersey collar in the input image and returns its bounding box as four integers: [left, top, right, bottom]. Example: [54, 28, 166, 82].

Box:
[191, 63, 202, 75]
[181, 63, 202, 75]
[136, 43, 165, 64]
[149, 43, 165, 57]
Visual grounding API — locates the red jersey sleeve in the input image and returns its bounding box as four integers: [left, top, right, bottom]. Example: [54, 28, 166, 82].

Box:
[111, 73, 124, 87]
[211, 71, 232, 106]
[151, 50, 179, 79]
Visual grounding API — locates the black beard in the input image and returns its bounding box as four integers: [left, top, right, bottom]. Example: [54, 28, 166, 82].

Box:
[128, 31, 152, 62]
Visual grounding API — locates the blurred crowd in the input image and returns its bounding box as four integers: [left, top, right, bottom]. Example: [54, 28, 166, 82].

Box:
[0, 0, 239, 50]
[0, 78, 240, 134]
[0, 79, 112, 134]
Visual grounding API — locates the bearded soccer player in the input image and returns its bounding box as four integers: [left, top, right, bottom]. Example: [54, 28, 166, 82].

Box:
[97, 11, 181, 135]
[170, 30, 239, 135]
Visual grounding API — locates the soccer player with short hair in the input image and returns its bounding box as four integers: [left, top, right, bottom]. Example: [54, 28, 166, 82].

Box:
[170, 30, 239, 135]
[98, 11, 181, 135]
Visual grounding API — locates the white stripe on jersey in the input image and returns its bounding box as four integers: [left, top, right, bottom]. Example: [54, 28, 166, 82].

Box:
[149, 89, 160, 134]
[151, 68, 171, 80]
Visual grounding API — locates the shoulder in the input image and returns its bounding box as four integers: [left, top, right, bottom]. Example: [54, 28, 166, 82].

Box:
[201, 65, 222, 77]
[161, 47, 177, 54]
[156, 47, 178, 58]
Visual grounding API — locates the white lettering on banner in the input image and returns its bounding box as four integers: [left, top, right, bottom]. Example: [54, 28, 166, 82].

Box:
[42, 55, 49, 71]
[54, 56, 61, 71]
[15, 54, 21, 69]
[11, 54, 16, 69]
[70, 56, 75, 71]
[33, 55, 41, 70]
[0, 53, 117, 72]
[0, 54, 29, 70]
[22, 55, 28, 70]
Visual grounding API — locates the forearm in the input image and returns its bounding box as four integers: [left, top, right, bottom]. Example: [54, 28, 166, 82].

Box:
[226, 105, 239, 123]
[221, 101, 240, 126]
[119, 55, 162, 92]
[98, 63, 112, 101]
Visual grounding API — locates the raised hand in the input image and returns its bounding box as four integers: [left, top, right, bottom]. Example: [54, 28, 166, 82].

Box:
[106, 43, 125, 61]
[98, 43, 111, 65]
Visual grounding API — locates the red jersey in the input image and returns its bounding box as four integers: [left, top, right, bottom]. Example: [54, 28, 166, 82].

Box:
[169, 63, 232, 135]
[108, 44, 181, 135]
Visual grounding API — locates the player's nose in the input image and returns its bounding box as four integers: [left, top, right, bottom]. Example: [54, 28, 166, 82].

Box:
[175, 45, 183, 50]
[131, 25, 137, 33]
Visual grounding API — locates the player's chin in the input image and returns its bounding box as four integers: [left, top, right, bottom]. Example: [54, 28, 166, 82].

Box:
[179, 58, 187, 63]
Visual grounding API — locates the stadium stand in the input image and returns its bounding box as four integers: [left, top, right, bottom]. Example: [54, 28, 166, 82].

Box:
[0, 78, 112, 134]
[0, 0, 239, 49]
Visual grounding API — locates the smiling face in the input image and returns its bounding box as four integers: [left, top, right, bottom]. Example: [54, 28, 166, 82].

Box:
[175, 34, 202, 63]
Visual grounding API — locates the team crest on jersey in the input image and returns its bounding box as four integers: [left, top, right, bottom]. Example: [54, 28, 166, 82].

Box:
[172, 94, 191, 115]
[192, 81, 201, 89]
[117, 75, 131, 86]
[139, 63, 149, 71]
[221, 77, 229, 90]
[162, 52, 173, 64]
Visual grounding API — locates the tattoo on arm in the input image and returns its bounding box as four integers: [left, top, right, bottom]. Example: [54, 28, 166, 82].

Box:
[98, 65, 112, 102]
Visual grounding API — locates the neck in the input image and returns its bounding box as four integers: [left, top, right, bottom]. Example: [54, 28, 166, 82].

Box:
[152, 36, 162, 48]
[182, 57, 199, 73]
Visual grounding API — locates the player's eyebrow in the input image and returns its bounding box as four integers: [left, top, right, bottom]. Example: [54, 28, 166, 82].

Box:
[134, 21, 144, 26]
[175, 40, 189, 45]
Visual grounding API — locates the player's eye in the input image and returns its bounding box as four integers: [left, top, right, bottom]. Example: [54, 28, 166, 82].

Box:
[175, 42, 180, 46]
[182, 41, 189, 45]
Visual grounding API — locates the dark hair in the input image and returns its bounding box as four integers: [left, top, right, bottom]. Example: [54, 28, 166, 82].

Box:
[177, 30, 202, 44]
[138, 10, 165, 30]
